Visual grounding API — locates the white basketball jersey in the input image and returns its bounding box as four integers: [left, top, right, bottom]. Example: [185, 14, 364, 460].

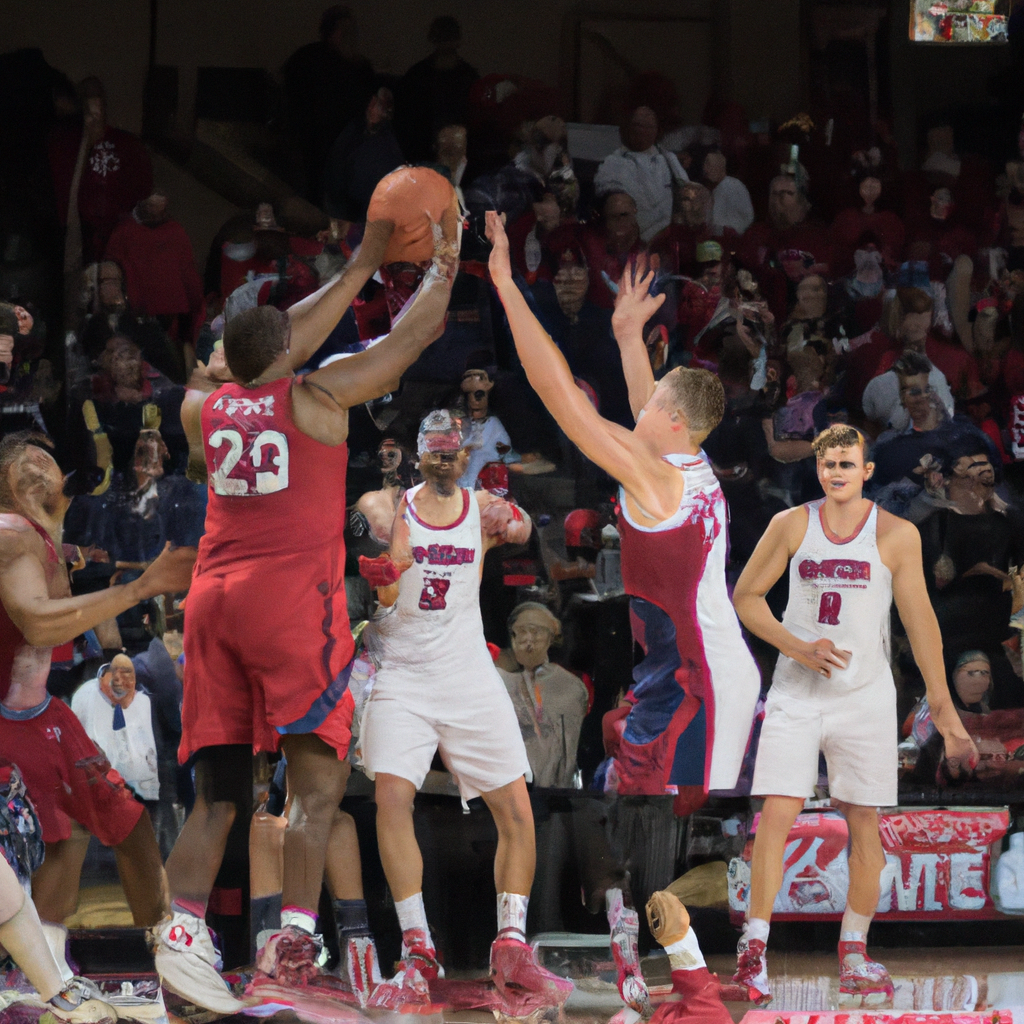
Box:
[773, 499, 893, 697]
[374, 484, 491, 676]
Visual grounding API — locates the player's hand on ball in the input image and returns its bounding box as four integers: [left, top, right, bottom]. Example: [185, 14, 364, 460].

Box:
[359, 554, 407, 588]
[645, 890, 690, 948]
[485, 211, 512, 285]
[793, 638, 851, 678]
[139, 542, 197, 597]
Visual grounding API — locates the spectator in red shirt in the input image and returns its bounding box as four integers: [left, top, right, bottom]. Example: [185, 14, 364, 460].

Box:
[831, 171, 905, 278]
[48, 78, 153, 263]
[578, 192, 645, 310]
[105, 191, 205, 377]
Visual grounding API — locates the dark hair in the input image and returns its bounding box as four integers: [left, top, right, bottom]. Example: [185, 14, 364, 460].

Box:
[223, 306, 289, 384]
[428, 15, 461, 45]
[319, 4, 353, 41]
[0, 303, 17, 339]
[600, 190, 637, 212]
[893, 351, 933, 382]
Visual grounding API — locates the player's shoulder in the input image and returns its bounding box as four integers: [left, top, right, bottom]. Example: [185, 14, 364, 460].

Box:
[0, 515, 45, 559]
[875, 506, 919, 541]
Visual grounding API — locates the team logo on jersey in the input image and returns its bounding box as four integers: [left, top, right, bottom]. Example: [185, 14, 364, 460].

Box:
[798, 558, 870, 582]
[411, 544, 475, 566]
[45, 726, 61, 743]
[418, 577, 451, 611]
[212, 394, 276, 417]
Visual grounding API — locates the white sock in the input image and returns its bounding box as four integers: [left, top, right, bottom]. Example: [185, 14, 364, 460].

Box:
[395, 892, 429, 935]
[745, 917, 770, 944]
[496, 892, 528, 942]
[41, 922, 73, 984]
[665, 928, 706, 972]
[840, 906, 872, 944]
[281, 907, 318, 935]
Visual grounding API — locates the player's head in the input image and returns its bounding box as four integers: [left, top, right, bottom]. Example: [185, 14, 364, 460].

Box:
[811, 424, 874, 499]
[0, 431, 68, 519]
[417, 409, 467, 492]
[223, 306, 291, 385]
[645, 367, 725, 447]
[507, 602, 561, 670]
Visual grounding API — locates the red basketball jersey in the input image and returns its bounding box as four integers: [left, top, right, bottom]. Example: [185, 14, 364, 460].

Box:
[198, 376, 348, 572]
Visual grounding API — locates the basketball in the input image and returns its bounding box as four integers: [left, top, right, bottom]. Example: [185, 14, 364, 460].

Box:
[366, 166, 457, 265]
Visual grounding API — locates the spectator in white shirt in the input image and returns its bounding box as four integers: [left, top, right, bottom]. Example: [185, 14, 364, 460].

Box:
[71, 655, 159, 802]
[703, 151, 754, 235]
[594, 106, 688, 242]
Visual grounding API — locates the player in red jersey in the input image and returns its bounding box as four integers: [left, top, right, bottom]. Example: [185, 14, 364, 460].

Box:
[151, 200, 459, 1013]
[0, 431, 195, 1012]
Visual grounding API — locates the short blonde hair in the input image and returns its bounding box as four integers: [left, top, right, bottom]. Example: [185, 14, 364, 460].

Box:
[656, 368, 724, 444]
[811, 423, 867, 459]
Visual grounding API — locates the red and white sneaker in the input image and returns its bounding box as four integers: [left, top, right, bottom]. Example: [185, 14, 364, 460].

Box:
[731, 936, 771, 1006]
[252, 925, 323, 987]
[838, 941, 893, 1008]
[151, 911, 248, 1014]
[343, 935, 383, 1007]
[366, 930, 443, 1012]
[649, 967, 733, 1024]
[489, 936, 574, 1017]
[610, 908, 653, 1018]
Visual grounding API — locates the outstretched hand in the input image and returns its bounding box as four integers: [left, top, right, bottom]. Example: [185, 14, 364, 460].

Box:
[137, 542, 197, 598]
[430, 192, 462, 283]
[611, 255, 666, 344]
[485, 211, 512, 286]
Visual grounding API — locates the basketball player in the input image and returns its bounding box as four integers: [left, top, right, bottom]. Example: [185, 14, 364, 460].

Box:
[0, 431, 193, 1016]
[730, 424, 979, 1007]
[357, 410, 572, 1016]
[483, 213, 760, 809]
[151, 203, 459, 1012]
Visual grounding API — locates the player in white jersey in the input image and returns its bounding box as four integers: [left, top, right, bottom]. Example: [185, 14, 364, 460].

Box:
[731, 424, 978, 1008]
[357, 410, 573, 1016]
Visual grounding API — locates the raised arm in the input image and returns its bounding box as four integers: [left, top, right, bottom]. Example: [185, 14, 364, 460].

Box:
[610, 256, 665, 421]
[485, 212, 672, 517]
[181, 388, 208, 484]
[306, 204, 458, 408]
[733, 507, 850, 677]
[283, 219, 394, 370]
[887, 517, 978, 773]
[0, 532, 195, 648]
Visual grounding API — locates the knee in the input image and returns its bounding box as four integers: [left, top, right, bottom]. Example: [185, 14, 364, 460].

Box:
[287, 786, 341, 829]
[374, 781, 415, 820]
[493, 794, 534, 841]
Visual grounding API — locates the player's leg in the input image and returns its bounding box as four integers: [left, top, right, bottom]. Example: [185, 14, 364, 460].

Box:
[833, 800, 892, 1007]
[734, 794, 803, 1004]
[251, 734, 351, 988]
[0, 853, 116, 1018]
[152, 744, 252, 1013]
[32, 831, 90, 984]
[366, 771, 442, 1009]
[114, 812, 169, 926]
[323, 807, 382, 1002]
[482, 777, 573, 1012]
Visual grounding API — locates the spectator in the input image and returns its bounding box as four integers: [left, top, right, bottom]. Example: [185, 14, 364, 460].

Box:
[458, 368, 520, 489]
[104, 190, 204, 380]
[48, 77, 153, 263]
[831, 169, 905, 278]
[323, 87, 403, 226]
[857, 289, 956, 429]
[907, 650, 995, 746]
[71, 656, 159, 804]
[282, 4, 375, 205]
[395, 16, 479, 163]
[578, 192, 645, 310]
[703, 150, 754, 235]
[740, 173, 832, 323]
[649, 181, 732, 278]
[594, 105, 688, 242]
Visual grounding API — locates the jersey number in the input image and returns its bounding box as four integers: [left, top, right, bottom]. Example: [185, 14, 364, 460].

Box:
[209, 428, 289, 496]
[818, 591, 841, 626]
[418, 577, 451, 611]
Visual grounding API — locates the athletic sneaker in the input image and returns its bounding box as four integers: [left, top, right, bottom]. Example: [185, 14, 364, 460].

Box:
[151, 911, 248, 1014]
[489, 936, 574, 1017]
[252, 926, 323, 987]
[731, 936, 771, 1005]
[649, 967, 733, 1024]
[366, 927, 444, 1011]
[838, 941, 893, 1008]
[342, 935, 383, 1007]
[609, 908, 652, 1018]
[46, 977, 119, 1022]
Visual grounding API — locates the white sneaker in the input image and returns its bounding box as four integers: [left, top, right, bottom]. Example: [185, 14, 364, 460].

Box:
[48, 978, 119, 1023]
[150, 912, 247, 1013]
